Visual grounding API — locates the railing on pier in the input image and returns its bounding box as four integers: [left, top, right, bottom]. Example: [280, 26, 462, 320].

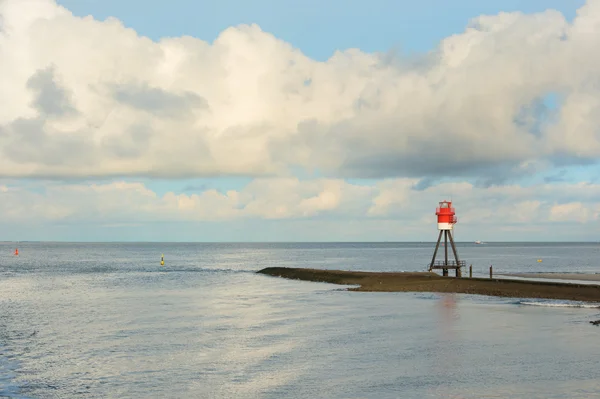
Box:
[429, 260, 466, 269]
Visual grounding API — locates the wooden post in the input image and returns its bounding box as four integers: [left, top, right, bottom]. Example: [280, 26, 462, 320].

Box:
[469, 264, 472, 278]
[489, 265, 493, 279]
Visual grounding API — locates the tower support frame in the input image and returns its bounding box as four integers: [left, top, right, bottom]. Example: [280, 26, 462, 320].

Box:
[428, 229, 465, 277]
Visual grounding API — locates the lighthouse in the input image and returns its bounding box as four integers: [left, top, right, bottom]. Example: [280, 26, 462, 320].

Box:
[428, 200, 465, 277]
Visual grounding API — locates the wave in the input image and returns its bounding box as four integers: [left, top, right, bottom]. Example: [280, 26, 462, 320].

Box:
[511, 271, 600, 275]
[2, 266, 256, 276]
[518, 300, 600, 309]
[155, 268, 253, 274]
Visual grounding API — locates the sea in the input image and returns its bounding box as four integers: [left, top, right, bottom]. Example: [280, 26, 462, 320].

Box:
[1, 241, 600, 399]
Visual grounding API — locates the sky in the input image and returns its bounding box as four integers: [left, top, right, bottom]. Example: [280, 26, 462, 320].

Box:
[0, 0, 599, 242]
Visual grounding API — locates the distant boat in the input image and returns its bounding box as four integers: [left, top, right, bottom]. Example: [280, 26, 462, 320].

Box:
[475, 241, 483, 245]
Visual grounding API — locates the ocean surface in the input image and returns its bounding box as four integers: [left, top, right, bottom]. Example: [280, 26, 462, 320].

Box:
[1, 242, 600, 398]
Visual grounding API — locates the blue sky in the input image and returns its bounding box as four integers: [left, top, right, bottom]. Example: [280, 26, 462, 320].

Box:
[57, 0, 584, 59]
[0, 0, 598, 241]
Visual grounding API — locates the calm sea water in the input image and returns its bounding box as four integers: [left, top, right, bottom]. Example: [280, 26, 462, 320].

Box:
[1, 242, 600, 398]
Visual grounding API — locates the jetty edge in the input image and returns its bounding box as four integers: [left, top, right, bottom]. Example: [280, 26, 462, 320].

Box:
[257, 267, 600, 302]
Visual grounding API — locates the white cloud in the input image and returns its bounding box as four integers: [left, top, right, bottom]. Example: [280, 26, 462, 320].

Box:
[1, 179, 599, 232]
[0, 178, 373, 222]
[1, 0, 600, 180]
[549, 202, 599, 223]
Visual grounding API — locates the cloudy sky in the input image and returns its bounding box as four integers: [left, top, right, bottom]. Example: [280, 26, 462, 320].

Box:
[0, 0, 598, 242]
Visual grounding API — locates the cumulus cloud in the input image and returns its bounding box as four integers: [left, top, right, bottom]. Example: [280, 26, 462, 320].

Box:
[1, 179, 598, 230]
[0, 178, 373, 222]
[1, 0, 600, 180]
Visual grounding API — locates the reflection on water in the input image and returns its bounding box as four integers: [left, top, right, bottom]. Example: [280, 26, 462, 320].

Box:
[1, 243, 600, 398]
[438, 293, 458, 323]
[429, 293, 460, 398]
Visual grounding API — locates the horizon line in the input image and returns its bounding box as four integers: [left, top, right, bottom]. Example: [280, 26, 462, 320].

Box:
[1, 240, 597, 244]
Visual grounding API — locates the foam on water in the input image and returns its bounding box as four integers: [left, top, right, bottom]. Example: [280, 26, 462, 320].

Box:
[518, 300, 600, 309]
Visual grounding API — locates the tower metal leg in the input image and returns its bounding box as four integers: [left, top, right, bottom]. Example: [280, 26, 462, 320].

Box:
[429, 230, 443, 271]
[447, 230, 461, 277]
[443, 230, 448, 276]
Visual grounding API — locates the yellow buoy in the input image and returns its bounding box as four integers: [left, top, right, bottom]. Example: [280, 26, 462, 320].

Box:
[161, 253, 164, 266]
[537, 259, 542, 262]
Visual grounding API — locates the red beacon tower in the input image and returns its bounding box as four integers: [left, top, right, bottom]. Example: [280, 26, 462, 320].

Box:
[428, 200, 465, 277]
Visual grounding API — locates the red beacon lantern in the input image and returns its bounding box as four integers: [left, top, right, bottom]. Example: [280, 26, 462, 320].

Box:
[429, 200, 465, 277]
[436, 200, 457, 231]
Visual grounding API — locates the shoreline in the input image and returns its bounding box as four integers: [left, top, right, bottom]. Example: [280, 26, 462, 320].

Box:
[257, 267, 600, 302]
